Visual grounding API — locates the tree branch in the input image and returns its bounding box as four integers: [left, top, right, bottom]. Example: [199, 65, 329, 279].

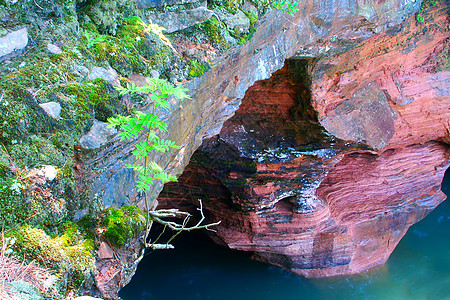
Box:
[146, 199, 221, 249]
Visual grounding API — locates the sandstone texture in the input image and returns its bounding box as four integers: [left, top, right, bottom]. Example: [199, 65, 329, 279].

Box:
[311, 6, 450, 150]
[158, 4, 449, 277]
[76, 0, 448, 287]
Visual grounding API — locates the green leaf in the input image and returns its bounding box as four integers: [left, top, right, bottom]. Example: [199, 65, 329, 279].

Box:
[150, 138, 179, 153]
[114, 85, 130, 96]
[107, 115, 130, 127]
[132, 141, 150, 159]
[154, 171, 177, 183]
[126, 164, 145, 174]
[137, 112, 167, 131]
[137, 174, 154, 192]
[149, 161, 163, 173]
[151, 93, 170, 110]
[111, 77, 189, 191]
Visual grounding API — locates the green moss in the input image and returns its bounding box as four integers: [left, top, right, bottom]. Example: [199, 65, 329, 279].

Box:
[416, 0, 439, 23]
[101, 205, 145, 247]
[204, 17, 231, 50]
[7, 135, 67, 168]
[81, 30, 147, 76]
[7, 224, 95, 290]
[0, 86, 55, 144]
[0, 172, 29, 230]
[118, 16, 177, 73]
[79, 16, 177, 77]
[63, 78, 125, 122]
[188, 59, 209, 77]
[208, 0, 244, 12]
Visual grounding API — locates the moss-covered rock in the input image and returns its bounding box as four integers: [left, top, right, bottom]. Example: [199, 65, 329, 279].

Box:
[77, 0, 138, 35]
[119, 16, 179, 70]
[7, 223, 96, 293]
[0, 171, 29, 230]
[101, 205, 146, 247]
[188, 58, 209, 77]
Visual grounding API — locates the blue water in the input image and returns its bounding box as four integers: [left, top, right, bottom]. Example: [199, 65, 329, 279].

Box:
[120, 170, 450, 300]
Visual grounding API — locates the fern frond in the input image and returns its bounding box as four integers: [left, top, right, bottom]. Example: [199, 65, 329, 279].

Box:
[154, 171, 177, 183]
[132, 141, 149, 160]
[138, 112, 168, 131]
[171, 84, 190, 100]
[126, 164, 145, 174]
[107, 115, 130, 127]
[120, 118, 144, 140]
[148, 161, 163, 173]
[137, 174, 154, 192]
[150, 138, 179, 153]
[150, 93, 170, 110]
[114, 85, 130, 96]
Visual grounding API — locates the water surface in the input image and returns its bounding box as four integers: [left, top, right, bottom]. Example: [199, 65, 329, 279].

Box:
[120, 171, 450, 300]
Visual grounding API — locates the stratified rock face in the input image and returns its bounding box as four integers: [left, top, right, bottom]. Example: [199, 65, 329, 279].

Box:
[159, 5, 449, 277]
[311, 5, 450, 149]
[81, 0, 448, 282]
[172, 143, 448, 278]
[85, 0, 425, 211]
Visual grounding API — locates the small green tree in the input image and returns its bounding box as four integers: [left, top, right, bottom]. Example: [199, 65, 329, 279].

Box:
[107, 78, 219, 249]
[272, 0, 299, 16]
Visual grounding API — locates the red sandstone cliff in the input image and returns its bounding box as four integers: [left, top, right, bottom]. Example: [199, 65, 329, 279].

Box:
[159, 4, 449, 277]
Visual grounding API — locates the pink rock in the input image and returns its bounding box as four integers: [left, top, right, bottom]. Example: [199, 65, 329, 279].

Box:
[98, 242, 114, 260]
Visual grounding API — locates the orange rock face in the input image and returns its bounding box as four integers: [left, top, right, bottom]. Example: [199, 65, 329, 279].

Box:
[159, 5, 449, 278]
[311, 5, 450, 150]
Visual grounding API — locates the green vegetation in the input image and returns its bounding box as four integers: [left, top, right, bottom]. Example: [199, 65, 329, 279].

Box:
[272, 0, 299, 15]
[0, 0, 269, 296]
[7, 223, 95, 291]
[101, 206, 146, 247]
[0, 172, 28, 230]
[188, 59, 209, 77]
[416, 0, 438, 23]
[107, 77, 189, 246]
[107, 78, 188, 190]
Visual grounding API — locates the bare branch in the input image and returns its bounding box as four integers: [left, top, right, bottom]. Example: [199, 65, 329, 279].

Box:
[149, 244, 174, 250]
[145, 199, 221, 249]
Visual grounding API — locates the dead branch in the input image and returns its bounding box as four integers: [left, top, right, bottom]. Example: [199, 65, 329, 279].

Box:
[149, 199, 221, 232]
[145, 199, 221, 249]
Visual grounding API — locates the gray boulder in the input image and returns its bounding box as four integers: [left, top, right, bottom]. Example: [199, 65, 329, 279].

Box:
[88, 66, 119, 85]
[145, 6, 213, 33]
[216, 9, 250, 33]
[46, 43, 63, 54]
[39, 101, 62, 120]
[79, 119, 117, 150]
[0, 27, 28, 61]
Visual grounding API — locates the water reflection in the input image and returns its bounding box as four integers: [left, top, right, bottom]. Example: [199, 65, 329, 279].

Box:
[120, 171, 450, 300]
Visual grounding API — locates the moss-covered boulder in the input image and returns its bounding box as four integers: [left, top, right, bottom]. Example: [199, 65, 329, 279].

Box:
[101, 205, 146, 247]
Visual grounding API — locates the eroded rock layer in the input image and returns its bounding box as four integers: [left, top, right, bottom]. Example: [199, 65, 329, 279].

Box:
[311, 5, 450, 150]
[159, 5, 449, 277]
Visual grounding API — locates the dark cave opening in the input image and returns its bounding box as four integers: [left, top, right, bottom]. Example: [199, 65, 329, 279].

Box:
[157, 58, 333, 212]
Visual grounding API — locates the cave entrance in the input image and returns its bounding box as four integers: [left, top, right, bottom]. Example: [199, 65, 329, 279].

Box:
[121, 58, 336, 294]
[157, 58, 335, 215]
